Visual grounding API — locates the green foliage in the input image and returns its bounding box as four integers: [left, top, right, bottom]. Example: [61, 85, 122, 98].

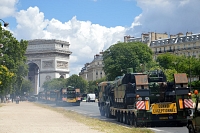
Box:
[163, 69, 177, 82]
[0, 23, 28, 95]
[103, 42, 153, 80]
[66, 74, 88, 93]
[87, 76, 107, 93]
[42, 78, 66, 91]
[156, 53, 177, 70]
[0, 65, 14, 94]
[18, 79, 33, 95]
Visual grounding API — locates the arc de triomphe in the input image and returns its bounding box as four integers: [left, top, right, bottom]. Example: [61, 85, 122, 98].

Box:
[25, 39, 72, 95]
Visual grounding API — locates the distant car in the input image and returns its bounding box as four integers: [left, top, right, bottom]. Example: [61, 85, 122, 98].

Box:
[28, 96, 37, 102]
[86, 93, 96, 102]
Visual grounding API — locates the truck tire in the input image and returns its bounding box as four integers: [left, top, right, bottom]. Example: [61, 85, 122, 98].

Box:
[129, 114, 133, 125]
[188, 124, 195, 133]
[105, 106, 111, 118]
[125, 113, 130, 125]
[120, 112, 123, 123]
[123, 113, 127, 124]
[117, 112, 120, 122]
[133, 116, 138, 127]
[100, 108, 105, 116]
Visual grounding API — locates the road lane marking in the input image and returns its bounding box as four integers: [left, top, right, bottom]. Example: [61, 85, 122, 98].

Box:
[148, 128, 173, 133]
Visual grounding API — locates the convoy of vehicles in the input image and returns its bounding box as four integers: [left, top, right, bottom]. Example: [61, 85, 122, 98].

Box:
[38, 86, 81, 106]
[98, 68, 194, 127]
[187, 90, 200, 133]
[36, 67, 199, 128]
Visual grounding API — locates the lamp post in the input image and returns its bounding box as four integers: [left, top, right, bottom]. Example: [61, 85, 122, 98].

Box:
[0, 19, 9, 27]
[187, 51, 192, 90]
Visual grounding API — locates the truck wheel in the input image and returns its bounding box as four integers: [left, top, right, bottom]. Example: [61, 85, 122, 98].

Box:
[106, 106, 111, 118]
[117, 112, 120, 122]
[128, 114, 133, 126]
[123, 113, 127, 124]
[188, 124, 195, 133]
[126, 114, 130, 125]
[100, 108, 105, 116]
[133, 116, 138, 127]
[120, 113, 123, 123]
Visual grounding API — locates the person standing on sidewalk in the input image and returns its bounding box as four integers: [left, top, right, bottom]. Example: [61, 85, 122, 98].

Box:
[16, 96, 20, 104]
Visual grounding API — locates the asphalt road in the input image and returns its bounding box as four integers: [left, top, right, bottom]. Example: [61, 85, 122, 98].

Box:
[40, 101, 188, 133]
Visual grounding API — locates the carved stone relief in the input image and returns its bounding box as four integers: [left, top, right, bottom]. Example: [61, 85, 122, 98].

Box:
[42, 60, 54, 68]
[57, 61, 68, 69]
[45, 75, 51, 81]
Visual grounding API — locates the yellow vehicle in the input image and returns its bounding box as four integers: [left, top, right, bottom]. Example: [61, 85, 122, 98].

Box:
[66, 86, 81, 106]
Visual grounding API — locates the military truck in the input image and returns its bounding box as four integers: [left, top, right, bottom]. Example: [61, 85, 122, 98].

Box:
[66, 86, 81, 106]
[147, 71, 193, 126]
[46, 90, 57, 103]
[187, 90, 200, 133]
[98, 68, 151, 126]
[56, 88, 67, 106]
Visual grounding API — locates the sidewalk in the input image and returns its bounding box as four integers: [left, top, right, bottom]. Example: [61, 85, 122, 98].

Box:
[0, 101, 104, 133]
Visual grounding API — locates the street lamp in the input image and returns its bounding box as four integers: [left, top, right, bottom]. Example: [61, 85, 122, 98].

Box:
[0, 19, 9, 27]
[187, 51, 192, 90]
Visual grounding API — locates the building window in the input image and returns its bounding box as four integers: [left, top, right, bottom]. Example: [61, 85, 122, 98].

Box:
[193, 43, 196, 48]
[96, 72, 98, 75]
[61, 44, 63, 47]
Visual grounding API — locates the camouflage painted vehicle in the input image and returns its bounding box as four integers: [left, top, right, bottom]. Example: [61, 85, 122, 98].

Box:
[98, 68, 150, 127]
[187, 90, 200, 133]
[98, 68, 193, 127]
[147, 71, 193, 126]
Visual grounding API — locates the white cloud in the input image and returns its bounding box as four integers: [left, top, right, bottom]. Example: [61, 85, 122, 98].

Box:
[0, 0, 18, 18]
[129, 0, 200, 36]
[6, 0, 200, 76]
[13, 7, 126, 75]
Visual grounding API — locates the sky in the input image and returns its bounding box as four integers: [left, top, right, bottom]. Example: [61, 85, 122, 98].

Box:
[1, 0, 200, 76]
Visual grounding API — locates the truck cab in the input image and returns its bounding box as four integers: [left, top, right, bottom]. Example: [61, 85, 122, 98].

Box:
[187, 90, 200, 133]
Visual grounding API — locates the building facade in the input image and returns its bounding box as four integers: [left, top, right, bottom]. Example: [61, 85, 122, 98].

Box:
[79, 52, 105, 81]
[124, 32, 200, 59]
[150, 32, 200, 59]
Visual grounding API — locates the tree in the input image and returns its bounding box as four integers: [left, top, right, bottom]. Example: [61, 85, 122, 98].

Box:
[0, 23, 28, 101]
[103, 42, 153, 80]
[156, 53, 177, 70]
[18, 79, 33, 96]
[42, 78, 66, 91]
[66, 74, 88, 93]
[87, 76, 107, 93]
[0, 65, 14, 94]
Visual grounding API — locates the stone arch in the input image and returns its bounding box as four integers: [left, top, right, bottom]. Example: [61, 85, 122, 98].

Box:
[27, 62, 40, 95]
[25, 39, 72, 95]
